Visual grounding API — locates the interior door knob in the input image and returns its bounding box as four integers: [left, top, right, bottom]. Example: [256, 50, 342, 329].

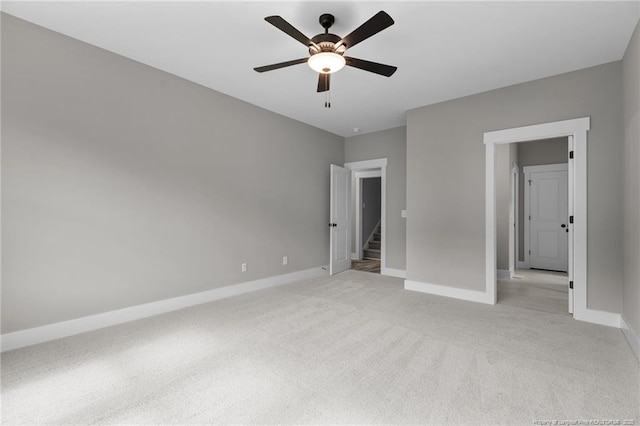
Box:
[561, 224, 566, 228]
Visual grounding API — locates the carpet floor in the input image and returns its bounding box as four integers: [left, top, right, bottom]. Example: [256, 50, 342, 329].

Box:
[1, 270, 638, 424]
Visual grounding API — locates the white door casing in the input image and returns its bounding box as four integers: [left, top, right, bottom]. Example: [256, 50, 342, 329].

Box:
[525, 164, 568, 272]
[344, 158, 389, 275]
[330, 164, 351, 275]
[484, 117, 616, 326]
[567, 136, 574, 314]
[353, 169, 382, 260]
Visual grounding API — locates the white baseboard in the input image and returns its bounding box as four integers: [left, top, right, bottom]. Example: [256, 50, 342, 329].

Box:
[404, 280, 494, 305]
[381, 268, 406, 279]
[621, 316, 640, 362]
[574, 308, 621, 329]
[1, 265, 329, 353]
[351, 252, 359, 260]
[517, 262, 528, 269]
[497, 269, 512, 279]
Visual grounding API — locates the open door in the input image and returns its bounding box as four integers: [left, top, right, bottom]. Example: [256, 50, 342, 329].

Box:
[330, 164, 351, 275]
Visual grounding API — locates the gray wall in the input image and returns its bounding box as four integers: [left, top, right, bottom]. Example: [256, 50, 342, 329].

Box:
[516, 138, 568, 262]
[361, 178, 382, 248]
[622, 20, 640, 337]
[345, 126, 407, 271]
[407, 61, 624, 313]
[496, 143, 517, 271]
[1, 14, 344, 333]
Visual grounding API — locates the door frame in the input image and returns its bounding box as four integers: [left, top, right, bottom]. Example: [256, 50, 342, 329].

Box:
[344, 158, 387, 272]
[484, 117, 591, 321]
[353, 170, 382, 260]
[523, 163, 568, 270]
[511, 163, 519, 275]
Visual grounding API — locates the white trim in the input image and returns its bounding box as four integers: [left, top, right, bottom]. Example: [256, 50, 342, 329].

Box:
[382, 268, 406, 279]
[350, 168, 383, 260]
[484, 117, 590, 322]
[351, 252, 359, 260]
[354, 177, 363, 260]
[567, 136, 575, 314]
[484, 118, 590, 145]
[345, 158, 387, 273]
[405, 280, 494, 305]
[511, 163, 519, 275]
[517, 261, 529, 269]
[344, 158, 388, 170]
[1, 265, 329, 353]
[574, 309, 621, 329]
[356, 170, 382, 179]
[497, 269, 513, 279]
[523, 163, 568, 270]
[523, 163, 568, 174]
[485, 142, 497, 302]
[621, 316, 640, 362]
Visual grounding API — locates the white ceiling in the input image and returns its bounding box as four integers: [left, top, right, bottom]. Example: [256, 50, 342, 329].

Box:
[2, 1, 639, 137]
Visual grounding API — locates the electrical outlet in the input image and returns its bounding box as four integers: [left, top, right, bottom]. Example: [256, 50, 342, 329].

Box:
[282, 256, 288, 266]
[241, 262, 248, 272]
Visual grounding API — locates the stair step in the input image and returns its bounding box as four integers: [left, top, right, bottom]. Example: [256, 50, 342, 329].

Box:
[373, 233, 381, 242]
[363, 248, 381, 259]
[368, 241, 381, 250]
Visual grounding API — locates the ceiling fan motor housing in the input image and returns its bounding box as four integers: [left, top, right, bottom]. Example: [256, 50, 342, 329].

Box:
[309, 34, 343, 55]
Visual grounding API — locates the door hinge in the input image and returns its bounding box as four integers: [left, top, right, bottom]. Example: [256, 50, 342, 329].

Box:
[529, 215, 531, 220]
[569, 281, 574, 289]
[529, 250, 531, 255]
[528, 180, 532, 186]
[569, 215, 574, 224]
[569, 151, 574, 159]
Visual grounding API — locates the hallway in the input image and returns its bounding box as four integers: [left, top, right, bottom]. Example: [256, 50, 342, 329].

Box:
[498, 269, 569, 315]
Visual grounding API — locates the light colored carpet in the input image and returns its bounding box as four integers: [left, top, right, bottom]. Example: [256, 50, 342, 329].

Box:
[2, 270, 638, 424]
[498, 269, 569, 315]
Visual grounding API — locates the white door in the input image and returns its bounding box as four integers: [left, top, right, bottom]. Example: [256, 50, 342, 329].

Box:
[528, 165, 568, 272]
[330, 164, 351, 275]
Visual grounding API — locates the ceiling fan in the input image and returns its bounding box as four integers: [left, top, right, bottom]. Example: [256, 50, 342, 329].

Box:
[254, 11, 397, 107]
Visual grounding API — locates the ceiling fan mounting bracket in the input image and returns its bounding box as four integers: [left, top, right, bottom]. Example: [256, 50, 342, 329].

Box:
[319, 13, 335, 32]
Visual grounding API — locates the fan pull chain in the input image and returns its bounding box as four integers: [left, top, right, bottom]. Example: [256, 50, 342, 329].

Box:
[324, 91, 331, 108]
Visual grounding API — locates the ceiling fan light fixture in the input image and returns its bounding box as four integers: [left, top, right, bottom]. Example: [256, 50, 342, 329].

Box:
[308, 52, 345, 74]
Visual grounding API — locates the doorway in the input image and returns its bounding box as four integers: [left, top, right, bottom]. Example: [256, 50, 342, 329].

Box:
[352, 175, 382, 274]
[496, 139, 570, 314]
[484, 117, 590, 320]
[344, 158, 388, 274]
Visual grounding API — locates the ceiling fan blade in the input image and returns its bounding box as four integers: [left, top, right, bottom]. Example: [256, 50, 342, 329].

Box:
[339, 11, 394, 50]
[344, 57, 397, 77]
[254, 58, 308, 73]
[265, 16, 313, 47]
[317, 73, 330, 92]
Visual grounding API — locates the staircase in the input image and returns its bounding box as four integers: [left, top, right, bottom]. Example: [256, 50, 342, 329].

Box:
[363, 226, 381, 260]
